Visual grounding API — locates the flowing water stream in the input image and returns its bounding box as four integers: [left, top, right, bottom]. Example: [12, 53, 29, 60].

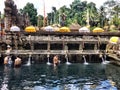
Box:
[65, 54, 71, 65]
[26, 54, 31, 66]
[83, 55, 88, 65]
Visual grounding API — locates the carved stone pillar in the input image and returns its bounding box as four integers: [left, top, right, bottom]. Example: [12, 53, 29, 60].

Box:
[47, 42, 50, 52]
[65, 43, 68, 50]
[94, 44, 99, 53]
[94, 44, 97, 50]
[79, 44, 83, 52]
[47, 35, 50, 52]
[31, 42, 34, 51]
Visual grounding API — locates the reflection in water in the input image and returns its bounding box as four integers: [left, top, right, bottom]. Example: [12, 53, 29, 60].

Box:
[1, 65, 12, 90]
[14, 68, 21, 79]
[0, 63, 118, 90]
[105, 64, 120, 89]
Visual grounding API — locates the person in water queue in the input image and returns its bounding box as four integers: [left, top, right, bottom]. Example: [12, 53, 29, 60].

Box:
[6, 45, 12, 55]
[4, 56, 9, 65]
[4, 45, 14, 66]
[53, 55, 60, 66]
[14, 56, 22, 67]
[4, 55, 12, 66]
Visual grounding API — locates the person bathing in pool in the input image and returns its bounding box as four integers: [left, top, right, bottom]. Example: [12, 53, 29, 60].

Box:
[53, 55, 60, 67]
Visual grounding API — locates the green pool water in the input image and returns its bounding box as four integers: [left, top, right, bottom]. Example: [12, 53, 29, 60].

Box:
[0, 63, 119, 90]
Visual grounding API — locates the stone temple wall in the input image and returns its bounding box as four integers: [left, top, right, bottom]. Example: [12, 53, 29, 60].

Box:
[4, 0, 30, 31]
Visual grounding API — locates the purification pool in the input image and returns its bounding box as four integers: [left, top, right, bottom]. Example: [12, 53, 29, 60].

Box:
[0, 63, 119, 90]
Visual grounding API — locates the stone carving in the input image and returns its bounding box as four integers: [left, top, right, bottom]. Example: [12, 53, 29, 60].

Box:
[4, 0, 30, 31]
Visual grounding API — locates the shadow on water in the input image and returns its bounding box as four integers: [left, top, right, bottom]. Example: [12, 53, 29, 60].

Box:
[1, 66, 11, 90]
[0, 63, 118, 90]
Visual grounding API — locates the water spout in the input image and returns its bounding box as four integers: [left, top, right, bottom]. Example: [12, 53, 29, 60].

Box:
[104, 54, 107, 61]
[65, 54, 71, 65]
[102, 54, 110, 64]
[47, 54, 51, 65]
[26, 54, 31, 66]
[101, 55, 109, 64]
[101, 56, 105, 64]
[83, 55, 88, 65]
[100, 54, 105, 64]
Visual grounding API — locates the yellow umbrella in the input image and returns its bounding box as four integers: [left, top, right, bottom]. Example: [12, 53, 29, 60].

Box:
[109, 36, 119, 44]
[92, 27, 104, 33]
[59, 27, 70, 32]
[25, 26, 36, 32]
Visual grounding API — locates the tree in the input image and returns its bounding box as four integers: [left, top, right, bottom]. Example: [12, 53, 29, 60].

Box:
[99, 6, 106, 27]
[46, 0, 99, 27]
[47, 12, 53, 25]
[22, 3, 37, 26]
[52, 7, 57, 24]
[37, 15, 43, 27]
[102, 0, 120, 27]
[59, 5, 71, 26]
[112, 4, 120, 26]
[87, 2, 98, 27]
[70, 0, 84, 25]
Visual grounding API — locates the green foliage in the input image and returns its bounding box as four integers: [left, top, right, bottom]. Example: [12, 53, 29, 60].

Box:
[19, 0, 120, 29]
[22, 3, 38, 26]
[47, 0, 99, 27]
[103, 0, 120, 28]
[37, 15, 43, 27]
